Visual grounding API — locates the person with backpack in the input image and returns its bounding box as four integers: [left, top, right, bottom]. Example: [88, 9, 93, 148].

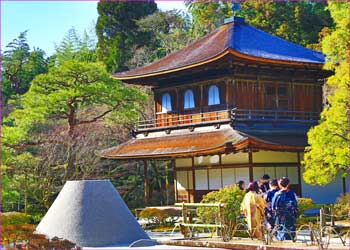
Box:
[271, 177, 298, 240]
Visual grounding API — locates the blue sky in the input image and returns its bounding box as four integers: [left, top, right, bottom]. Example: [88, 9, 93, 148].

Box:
[1, 1, 186, 56]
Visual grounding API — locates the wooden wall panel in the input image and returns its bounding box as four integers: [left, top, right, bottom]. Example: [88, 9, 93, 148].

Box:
[234, 80, 261, 110]
[293, 84, 320, 112]
[153, 79, 322, 127]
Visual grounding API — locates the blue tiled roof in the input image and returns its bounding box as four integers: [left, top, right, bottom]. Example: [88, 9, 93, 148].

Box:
[114, 18, 325, 79]
[227, 20, 325, 64]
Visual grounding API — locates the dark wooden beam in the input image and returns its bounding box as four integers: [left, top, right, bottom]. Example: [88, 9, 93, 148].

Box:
[248, 150, 253, 182]
[192, 157, 196, 202]
[143, 160, 150, 205]
[297, 152, 302, 197]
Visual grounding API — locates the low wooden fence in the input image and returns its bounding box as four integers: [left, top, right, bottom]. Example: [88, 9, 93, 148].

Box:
[173, 202, 225, 238]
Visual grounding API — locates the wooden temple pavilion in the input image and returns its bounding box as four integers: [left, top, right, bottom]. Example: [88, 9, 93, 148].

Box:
[97, 17, 347, 204]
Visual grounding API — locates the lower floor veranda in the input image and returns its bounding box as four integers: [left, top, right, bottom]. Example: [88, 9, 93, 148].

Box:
[172, 151, 347, 204]
[97, 124, 348, 205]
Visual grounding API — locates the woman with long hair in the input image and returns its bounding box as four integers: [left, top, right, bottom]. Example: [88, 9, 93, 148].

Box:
[241, 181, 266, 239]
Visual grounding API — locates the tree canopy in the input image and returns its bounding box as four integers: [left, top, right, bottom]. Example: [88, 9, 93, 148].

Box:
[303, 2, 350, 185]
[2, 28, 149, 213]
[2, 31, 48, 105]
[186, 1, 333, 47]
[96, 1, 157, 72]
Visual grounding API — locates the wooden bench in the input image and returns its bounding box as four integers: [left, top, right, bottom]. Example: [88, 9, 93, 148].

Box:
[173, 202, 225, 238]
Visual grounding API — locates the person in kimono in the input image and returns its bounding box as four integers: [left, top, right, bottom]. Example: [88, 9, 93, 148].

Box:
[236, 180, 246, 191]
[259, 174, 270, 193]
[264, 179, 279, 230]
[272, 177, 298, 240]
[241, 181, 266, 239]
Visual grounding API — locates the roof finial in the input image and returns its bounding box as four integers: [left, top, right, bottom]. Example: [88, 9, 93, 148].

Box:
[232, 1, 241, 18]
[224, 1, 243, 24]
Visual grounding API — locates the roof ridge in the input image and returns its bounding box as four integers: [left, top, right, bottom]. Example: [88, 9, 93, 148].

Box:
[113, 23, 231, 77]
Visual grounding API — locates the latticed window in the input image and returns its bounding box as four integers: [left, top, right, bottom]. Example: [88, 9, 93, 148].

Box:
[161, 93, 172, 112]
[208, 85, 220, 105]
[184, 89, 195, 109]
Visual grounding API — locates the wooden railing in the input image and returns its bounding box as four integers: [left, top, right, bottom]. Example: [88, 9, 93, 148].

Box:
[135, 108, 319, 132]
[231, 108, 319, 122]
[138, 109, 231, 130]
[173, 202, 225, 238]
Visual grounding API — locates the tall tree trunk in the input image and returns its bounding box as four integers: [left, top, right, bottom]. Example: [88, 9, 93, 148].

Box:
[66, 104, 77, 180]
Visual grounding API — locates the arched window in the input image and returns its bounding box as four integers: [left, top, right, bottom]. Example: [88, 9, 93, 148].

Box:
[184, 89, 195, 109]
[208, 85, 220, 105]
[161, 93, 172, 112]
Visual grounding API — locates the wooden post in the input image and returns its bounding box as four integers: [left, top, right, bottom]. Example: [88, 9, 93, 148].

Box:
[200, 85, 204, 115]
[248, 149, 253, 182]
[309, 222, 314, 243]
[330, 206, 335, 227]
[320, 207, 325, 236]
[182, 202, 188, 223]
[165, 161, 169, 205]
[297, 152, 302, 197]
[218, 203, 225, 236]
[143, 160, 150, 205]
[192, 157, 196, 202]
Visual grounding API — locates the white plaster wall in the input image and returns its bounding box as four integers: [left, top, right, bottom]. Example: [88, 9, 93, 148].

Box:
[176, 171, 193, 190]
[176, 171, 188, 190]
[222, 168, 236, 187]
[208, 169, 222, 189]
[195, 155, 220, 165]
[222, 168, 249, 187]
[195, 170, 208, 190]
[175, 158, 192, 167]
[253, 151, 298, 163]
[221, 152, 249, 164]
[253, 166, 298, 184]
[234, 168, 250, 185]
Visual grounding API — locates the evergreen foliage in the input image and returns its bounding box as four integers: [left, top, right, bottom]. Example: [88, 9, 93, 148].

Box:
[186, 1, 333, 47]
[96, 1, 157, 72]
[303, 2, 350, 185]
[2, 31, 48, 105]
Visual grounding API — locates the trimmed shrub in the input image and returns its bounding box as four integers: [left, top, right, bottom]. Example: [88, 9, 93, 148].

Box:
[197, 185, 245, 241]
[2, 224, 80, 250]
[2, 212, 31, 226]
[298, 197, 319, 216]
[2, 212, 80, 249]
[334, 192, 350, 219]
[139, 207, 180, 226]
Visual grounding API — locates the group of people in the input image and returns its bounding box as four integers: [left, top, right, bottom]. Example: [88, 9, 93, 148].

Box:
[237, 175, 298, 240]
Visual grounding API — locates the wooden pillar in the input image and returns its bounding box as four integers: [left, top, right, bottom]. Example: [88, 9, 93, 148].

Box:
[297, 152, 303, 197]
[248, 149, 254, 182]
[330, 206, 335, 227]
[176, 87, 180, 113]
[192, 157, 196, 202]
[200, 85, 204, 114]
[320, 207, 325, 236]
[174, 164, 178, 203]
[225, 80, 230, 109]
[219, 154, 223, 188]
[291, 77, 295, 113]
[143, 160, 150, 205]
[165, 160, 170, 205]
[176, 88, 180, 124]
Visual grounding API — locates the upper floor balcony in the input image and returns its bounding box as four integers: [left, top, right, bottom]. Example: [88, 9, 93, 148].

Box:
[135, 107, 319, 134]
